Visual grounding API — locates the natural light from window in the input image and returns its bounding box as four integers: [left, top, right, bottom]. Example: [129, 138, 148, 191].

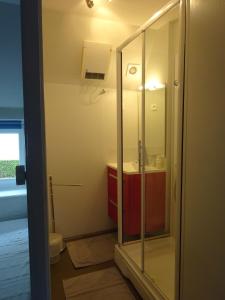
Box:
[0, 133, 20, 179]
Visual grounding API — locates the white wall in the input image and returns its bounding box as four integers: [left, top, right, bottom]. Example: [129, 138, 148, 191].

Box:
[181, 1, 225, 299]
[42, 8, 138, 237]
[145, 24, 169, 85]
[44, 83, 138, 237]
[44, 83, 117, 237]
[145, 89, 166, 157]
[0, 2, 23, 109]
[42, 9, 137, 87]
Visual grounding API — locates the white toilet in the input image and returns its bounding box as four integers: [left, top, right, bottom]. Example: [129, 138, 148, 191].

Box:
[49, 232, 64, 264]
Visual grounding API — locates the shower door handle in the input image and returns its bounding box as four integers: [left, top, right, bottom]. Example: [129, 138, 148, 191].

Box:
[16, 165, 26, 185]
[138, 140, 143, 172]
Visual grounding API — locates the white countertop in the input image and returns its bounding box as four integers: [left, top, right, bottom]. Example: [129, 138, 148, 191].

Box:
[107, 162, 166, 174]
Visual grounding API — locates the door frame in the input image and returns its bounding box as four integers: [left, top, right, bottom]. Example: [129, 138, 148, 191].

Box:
[20, 1, 50, 299]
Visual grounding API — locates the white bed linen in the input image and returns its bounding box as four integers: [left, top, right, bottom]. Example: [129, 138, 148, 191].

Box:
[0, 218, 30, 299]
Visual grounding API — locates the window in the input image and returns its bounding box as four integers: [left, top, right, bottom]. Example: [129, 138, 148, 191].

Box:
[0, 120, 25, 189]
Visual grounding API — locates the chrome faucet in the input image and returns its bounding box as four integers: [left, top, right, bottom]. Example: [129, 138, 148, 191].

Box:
[138, 140, 149, 172]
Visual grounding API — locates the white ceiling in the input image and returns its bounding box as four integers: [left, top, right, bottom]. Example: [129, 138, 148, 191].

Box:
[42, 0, 169, 26]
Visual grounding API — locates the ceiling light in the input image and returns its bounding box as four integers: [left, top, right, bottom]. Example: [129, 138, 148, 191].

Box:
[86, 0, 94, 8]
[86, 0, 112, 8]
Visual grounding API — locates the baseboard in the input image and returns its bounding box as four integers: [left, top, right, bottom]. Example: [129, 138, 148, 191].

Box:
[64, 228, 117, 242]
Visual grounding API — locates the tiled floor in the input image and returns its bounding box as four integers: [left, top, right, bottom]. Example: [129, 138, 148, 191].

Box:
[122, 237, 175, 300]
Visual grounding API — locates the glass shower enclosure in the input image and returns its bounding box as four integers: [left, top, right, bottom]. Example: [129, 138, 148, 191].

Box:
[115, 1, 182, 300]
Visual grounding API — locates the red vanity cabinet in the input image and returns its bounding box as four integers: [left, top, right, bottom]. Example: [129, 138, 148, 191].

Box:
[107, 166, 166, 235]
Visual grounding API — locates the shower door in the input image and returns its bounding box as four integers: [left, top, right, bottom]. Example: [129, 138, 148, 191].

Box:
[118, 2, 180, 300]
[143, 5, 180, 300]
[120, 27, 167, 269]
[121, 33, 143, 250]
[120, 25, 171, 269]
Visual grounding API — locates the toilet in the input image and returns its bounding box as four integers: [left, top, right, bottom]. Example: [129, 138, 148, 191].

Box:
[49, 232, 64, 264]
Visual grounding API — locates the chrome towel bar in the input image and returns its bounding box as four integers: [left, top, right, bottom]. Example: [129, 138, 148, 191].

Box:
[52, 183, 83, 187]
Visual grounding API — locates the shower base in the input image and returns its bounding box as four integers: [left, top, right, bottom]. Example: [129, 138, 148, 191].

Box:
[114, 237, 175, 300]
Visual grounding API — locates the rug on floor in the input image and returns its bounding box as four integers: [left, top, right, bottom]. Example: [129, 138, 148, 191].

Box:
[67, 233, 116, 268]
[63, 267, 136, 300]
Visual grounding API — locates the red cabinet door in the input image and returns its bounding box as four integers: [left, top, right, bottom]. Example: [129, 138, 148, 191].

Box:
[107, 167, 118, 223]
[145, 172, 166, 234]
[123, 174, 141, 235]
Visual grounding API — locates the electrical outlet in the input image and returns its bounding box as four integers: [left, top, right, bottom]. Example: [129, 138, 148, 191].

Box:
[151, 104, 157, 111]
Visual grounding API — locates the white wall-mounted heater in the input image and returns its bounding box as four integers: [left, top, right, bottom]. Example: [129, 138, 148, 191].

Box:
[81, 41, 112, 80]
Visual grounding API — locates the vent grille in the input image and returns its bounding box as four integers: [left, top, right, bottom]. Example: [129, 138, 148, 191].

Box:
[85, 72, 105, 80]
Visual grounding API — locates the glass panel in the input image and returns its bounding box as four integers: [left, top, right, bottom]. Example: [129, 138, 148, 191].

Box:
[144, 5, 179, 300]
[121, 34, 143, 267]
[0, 1, 30, 299]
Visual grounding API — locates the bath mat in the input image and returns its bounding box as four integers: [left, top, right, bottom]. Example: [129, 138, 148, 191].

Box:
[63, 267, 136, 300]
[67, 233, 116, 268]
